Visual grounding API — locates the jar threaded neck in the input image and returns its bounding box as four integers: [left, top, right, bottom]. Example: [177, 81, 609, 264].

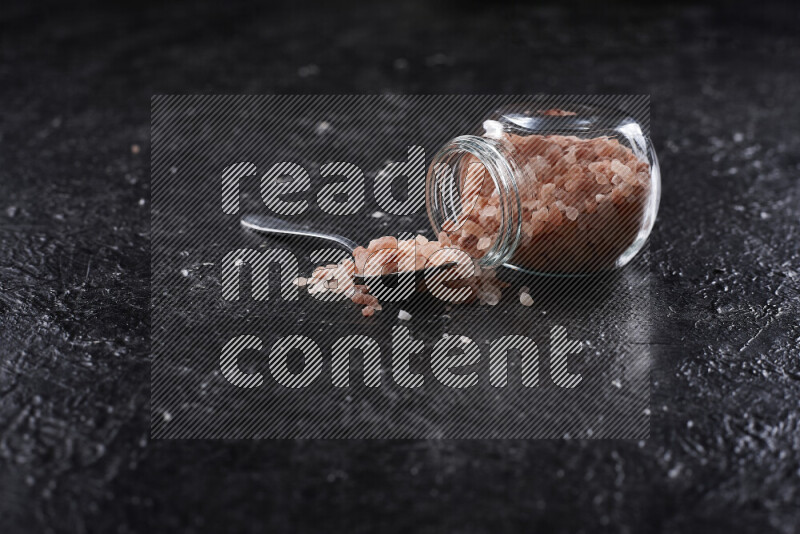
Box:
[425, 135, 522, 267]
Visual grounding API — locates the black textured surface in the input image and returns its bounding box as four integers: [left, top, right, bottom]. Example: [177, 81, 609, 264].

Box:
[1, 1, 799, 532]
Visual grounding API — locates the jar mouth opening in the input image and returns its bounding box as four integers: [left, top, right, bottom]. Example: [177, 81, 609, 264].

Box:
[425, 135, 522, 267]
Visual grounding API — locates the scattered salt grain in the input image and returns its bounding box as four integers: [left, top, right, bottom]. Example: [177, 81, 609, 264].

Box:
[298, 64, 320, 77]
[314, 121, 330, 134]
[519, 292, 534, 307]
[564, 207, 579, 221]
[398, 310, 412, 321]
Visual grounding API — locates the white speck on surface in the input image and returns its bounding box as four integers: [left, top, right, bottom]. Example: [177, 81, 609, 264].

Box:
[180, 269, 189, 277]
[398, 310, 411, 321]
[760, 211, 770, 219]
[5, 206, 17, 217]
[611, 379, 622, 389]
[315, 121, 331, 134]
[163, 411, 173, 422]
[425, 53, 450, 66]
[138, 198, 146, 206]
[668, 463, 683, 479]
[733, 132, 744, 143]
[298, 64, 320, 77]
[371, 211, 386, 218]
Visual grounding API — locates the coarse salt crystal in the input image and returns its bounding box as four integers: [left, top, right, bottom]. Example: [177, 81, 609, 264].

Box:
[565, 207, 579, 221]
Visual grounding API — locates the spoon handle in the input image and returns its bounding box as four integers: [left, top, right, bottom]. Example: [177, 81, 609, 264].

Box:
[240, 214, 359, 253]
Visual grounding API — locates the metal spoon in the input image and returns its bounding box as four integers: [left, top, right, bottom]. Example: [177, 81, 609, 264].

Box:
[240, 214, 457, 284]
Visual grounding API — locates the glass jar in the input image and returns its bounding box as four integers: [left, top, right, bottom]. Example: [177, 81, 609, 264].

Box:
[425, 104, 661, 274]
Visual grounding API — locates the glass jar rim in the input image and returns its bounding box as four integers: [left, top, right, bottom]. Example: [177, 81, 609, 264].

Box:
[425, 135, 522, 267]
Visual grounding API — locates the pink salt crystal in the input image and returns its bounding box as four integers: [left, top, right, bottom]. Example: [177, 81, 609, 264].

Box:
[477, 237, 492, 250]
[437, 231, 452, 247]
[587, 161, 607, 173]
[530, 156, 550, 174]
[368, 235, 397, 251]
[362, 306, 375, 317]
[595, 173, 610, 185]
[522, 199, 539, 211]
[353, 247, 369, 273]
[484, 290, 501, 306]
[461, 220, 483, 237]
[351, 292, 370, 305]
[544, 144, 563, 164]
[596, 193, 606, 203]
[610, 159, 633, 180]
[564, 146, 577, 165]
[519, 292, 534, 306]
[564, 178, 579, 192]
[565, 206, 579, 221]
[294, 277, 307, 287]
[531, 207, 549, 221]
[415, 234, 428, 244]
[419, 242, 441, 258]
[397, 239, 415, 257]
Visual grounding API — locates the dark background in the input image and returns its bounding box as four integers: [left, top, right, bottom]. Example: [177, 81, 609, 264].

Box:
[1, 0, 799, 532]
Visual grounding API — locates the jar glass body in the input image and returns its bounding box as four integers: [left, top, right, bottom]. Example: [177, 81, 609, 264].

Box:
[425, 105, 661, 274]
